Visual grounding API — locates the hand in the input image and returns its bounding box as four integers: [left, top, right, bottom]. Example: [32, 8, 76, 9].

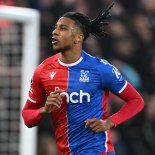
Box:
[85, 118, 114, 133]
[41, 90, 64, 115]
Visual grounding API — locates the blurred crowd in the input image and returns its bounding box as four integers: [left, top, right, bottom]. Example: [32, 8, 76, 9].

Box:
[0, 0, 155, 155]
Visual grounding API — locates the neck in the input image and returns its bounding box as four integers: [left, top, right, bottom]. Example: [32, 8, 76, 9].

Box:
[59, 46, 82, 64]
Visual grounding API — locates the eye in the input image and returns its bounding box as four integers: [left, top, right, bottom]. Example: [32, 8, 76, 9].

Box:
[60, 27, 67, 31]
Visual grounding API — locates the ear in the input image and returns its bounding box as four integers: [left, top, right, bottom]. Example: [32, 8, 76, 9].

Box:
[74, 34, 84, 44]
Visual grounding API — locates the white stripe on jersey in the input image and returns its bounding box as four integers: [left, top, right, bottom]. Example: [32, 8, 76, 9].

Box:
[105, 131, 108, 152]
[118, 80, 127, 94]
[27, 95, 36, 103]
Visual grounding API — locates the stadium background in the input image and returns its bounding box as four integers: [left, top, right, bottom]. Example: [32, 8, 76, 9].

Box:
[0, 0, 155, 155]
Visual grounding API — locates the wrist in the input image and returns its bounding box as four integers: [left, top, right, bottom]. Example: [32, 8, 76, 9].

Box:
[106, 119, 115, 129]
[40, 107, 49, 116]
[108, 116, 117, 127]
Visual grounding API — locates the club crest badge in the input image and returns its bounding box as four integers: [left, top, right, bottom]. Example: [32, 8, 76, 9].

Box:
[79, 70, 89, 82]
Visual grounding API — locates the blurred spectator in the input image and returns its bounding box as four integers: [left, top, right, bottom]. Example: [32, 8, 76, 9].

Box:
[140, 0, 155, 13]
[143, 94, 155, 154]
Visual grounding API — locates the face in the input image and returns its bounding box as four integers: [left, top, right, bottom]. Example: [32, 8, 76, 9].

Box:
[52, 17, 83, 52]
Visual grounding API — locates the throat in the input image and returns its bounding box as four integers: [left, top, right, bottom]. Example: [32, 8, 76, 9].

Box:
[59, 50, 82, 64]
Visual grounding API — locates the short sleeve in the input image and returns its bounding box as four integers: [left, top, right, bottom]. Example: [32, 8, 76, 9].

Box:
[99, 59, 127, 94]
[28, 65, 46, 104]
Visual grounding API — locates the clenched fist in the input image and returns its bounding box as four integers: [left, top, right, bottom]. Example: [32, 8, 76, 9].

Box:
[40, 90, 64, 115]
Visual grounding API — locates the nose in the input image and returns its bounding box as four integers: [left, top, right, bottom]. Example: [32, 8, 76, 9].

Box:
[52, 27, 59, 36]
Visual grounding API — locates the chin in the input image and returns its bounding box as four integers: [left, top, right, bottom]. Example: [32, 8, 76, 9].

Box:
[53, 45, 60, 50]
[53, 45, 70, 53]
[53, 47, 62, 52]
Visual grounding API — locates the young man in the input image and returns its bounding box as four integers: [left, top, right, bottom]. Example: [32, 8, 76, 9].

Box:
[22, 4, 144, 155]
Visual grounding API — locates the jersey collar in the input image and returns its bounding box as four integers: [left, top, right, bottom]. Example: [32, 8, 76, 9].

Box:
[58, 55, 83, 67]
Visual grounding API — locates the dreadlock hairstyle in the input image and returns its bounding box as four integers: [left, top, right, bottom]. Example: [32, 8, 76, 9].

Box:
[62, 3, 114, 40]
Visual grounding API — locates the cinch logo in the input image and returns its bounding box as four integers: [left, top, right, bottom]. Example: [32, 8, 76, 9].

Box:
[50, 87, 90, 103]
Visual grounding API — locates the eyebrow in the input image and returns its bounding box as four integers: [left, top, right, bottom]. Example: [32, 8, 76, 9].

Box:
[55, 24, 69, 28]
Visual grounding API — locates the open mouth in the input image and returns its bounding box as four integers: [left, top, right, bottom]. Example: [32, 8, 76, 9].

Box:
[52, 37, 59, 45]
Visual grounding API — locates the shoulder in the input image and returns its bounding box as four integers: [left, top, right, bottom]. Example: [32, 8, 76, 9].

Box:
[82, 51, 124, 81]
[35, 53, 59, 72]
[33, 53, 60, 80]
[41, 53, 60, 66]
[82, 51, 113, 71]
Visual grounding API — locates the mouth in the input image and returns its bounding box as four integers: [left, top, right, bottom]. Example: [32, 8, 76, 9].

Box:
[52, 37, 59, 45]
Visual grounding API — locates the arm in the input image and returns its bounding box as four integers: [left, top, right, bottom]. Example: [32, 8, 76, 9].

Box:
[22, 65, 47, 128]
[85, 60, 144, 132]
[22, 90, 64, 128]
[22, 65, 64, 128]
[108, 82, 144, 127]
[22, 100, 46, 128]
[85, 82, 144, 132]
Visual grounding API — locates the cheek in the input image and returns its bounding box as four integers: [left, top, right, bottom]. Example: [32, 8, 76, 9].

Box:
[62, 35, 75, 44]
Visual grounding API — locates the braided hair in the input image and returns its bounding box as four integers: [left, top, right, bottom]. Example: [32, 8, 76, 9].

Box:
[62, 3, 114, 40]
